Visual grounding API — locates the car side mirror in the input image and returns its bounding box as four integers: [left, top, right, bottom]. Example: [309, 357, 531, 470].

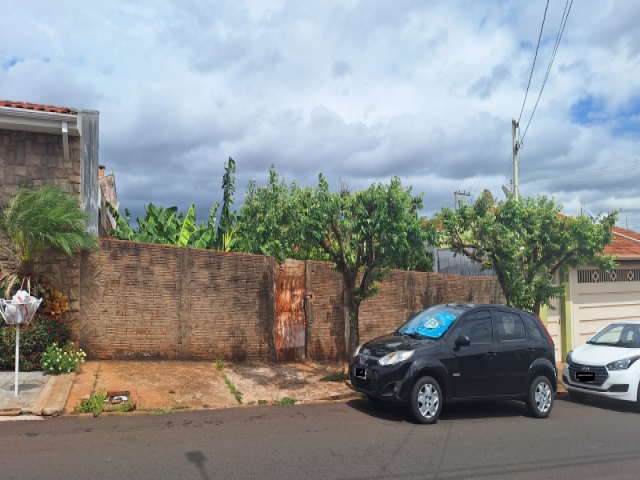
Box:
[455, 335, 471, 348]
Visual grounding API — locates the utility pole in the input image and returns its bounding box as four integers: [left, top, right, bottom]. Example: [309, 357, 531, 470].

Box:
[512, 119, 519, 200]
[454, 190, 470, 211]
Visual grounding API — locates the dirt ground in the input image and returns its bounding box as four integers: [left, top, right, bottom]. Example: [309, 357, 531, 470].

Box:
[64, 360, 356, 414]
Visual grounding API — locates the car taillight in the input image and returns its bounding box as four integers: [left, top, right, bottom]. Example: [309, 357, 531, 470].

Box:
[535, 314, 555, 348]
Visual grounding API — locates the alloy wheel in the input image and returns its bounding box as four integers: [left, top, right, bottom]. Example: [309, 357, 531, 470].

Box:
[534, 380, 552, 414]
[417, 383, 440, 419]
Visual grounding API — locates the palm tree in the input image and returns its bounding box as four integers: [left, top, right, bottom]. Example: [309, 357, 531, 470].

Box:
[0, 185, 98, 297]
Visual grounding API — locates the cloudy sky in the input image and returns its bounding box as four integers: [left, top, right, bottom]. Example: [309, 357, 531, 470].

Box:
[2, 1, 640, 229]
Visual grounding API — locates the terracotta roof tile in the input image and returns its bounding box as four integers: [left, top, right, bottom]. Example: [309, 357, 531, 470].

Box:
[605, 227, 640, 258]
[0, 100, 73, 114]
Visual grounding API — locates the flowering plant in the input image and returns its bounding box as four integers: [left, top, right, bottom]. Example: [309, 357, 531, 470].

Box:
[40, 342, 86, 374]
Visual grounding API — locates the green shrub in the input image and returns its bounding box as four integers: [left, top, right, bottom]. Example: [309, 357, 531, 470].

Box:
[0, 314, 71, 371]
[75, 389, 107, 417]
[41, 342, 86, 374]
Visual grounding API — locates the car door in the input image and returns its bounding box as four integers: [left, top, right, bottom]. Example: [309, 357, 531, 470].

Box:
[449, 310, 500, 398]
[493, 309, 531, 395]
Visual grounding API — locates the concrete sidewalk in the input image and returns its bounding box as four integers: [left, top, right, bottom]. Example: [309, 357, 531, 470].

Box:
[0, 371, 75, 420]
[0, 362, 568, 420]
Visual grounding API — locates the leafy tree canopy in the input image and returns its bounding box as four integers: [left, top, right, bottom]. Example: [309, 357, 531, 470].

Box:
[239, 166, 436, 352]
[108, 157, 240, 252]
[435, 194, 618, 315]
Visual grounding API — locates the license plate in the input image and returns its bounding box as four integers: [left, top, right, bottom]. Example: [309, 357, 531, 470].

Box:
[576, 372, 595, 382]
[355, 366, 366, 378]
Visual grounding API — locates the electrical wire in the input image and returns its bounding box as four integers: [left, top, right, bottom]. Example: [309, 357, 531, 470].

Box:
[520, 0, 574, 146]
[522, 162, 640, 185]
[517, 0, 550, 125]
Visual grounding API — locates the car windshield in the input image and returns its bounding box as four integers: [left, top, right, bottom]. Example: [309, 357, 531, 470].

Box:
[587, 323, 640, 348]
[396, 305, 464, 339]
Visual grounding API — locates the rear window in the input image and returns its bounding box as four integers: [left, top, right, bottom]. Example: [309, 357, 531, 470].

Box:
[495, 311, 527, 341]
[397, 305, 464, 339]
[523, 315, 544, 341]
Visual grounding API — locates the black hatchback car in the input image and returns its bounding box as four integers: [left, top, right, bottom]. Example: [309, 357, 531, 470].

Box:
[349, 303, 557, 424]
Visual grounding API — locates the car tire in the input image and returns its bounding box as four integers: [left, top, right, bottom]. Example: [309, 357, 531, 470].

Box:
[409, 376, 443, 425]
[526, 376, 554, 418]
[568, 390, 587, 403]
[634, 383, 640, 413]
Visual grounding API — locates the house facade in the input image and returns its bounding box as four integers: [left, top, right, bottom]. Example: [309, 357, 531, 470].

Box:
[542, 226, 640, 361]
[0, 100, 100, 340]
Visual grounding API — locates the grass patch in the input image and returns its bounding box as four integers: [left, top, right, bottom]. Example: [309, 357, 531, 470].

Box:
[274, 397, 296, 406]
[216, 359, 242, 404]
[75, 365, 105, 417]
[139, 407, 175, 415]
[258, 399, 268, 405]
[358, 392, 366, 398]
[320, 369, 349, 382]
[106, 401, 135, 413]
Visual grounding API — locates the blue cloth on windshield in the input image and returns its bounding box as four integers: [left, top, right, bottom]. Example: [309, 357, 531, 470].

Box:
[406, 311, 457, 338]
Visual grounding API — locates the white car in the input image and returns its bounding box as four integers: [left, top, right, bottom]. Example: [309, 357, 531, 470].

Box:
[562, 320, 640, 409]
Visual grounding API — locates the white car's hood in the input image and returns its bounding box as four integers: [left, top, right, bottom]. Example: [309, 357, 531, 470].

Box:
[572, 343, 640, 366]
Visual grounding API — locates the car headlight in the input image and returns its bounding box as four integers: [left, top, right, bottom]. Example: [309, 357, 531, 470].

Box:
[565, 351, 573, 365]
[378, 350, 414, 366]
[606, 356, 640, 371]
[353, 344, 363, 357]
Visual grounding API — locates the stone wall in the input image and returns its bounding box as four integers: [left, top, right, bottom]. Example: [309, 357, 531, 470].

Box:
[0, 129, 83, 339]
[80, 239, 505, 362]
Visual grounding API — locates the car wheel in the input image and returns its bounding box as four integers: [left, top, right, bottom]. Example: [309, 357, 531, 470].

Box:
[634, 383, 640, 413]
[568, 390, 587, 403]
[526, 376, 554, 418]
[409, 376, 443, 425]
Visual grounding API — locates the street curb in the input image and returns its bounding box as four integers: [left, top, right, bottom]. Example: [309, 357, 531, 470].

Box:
[42, 373, 76, 416]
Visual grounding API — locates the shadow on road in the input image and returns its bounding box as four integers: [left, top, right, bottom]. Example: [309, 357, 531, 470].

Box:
[186, 451, 211, 480]
[346, 398, 527, 423]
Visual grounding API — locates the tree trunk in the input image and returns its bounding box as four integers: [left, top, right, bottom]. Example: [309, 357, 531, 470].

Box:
[349, 303, 360, 355]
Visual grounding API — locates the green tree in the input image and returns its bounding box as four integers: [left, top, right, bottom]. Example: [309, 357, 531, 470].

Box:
[239, 167, 435, 353]
[435, 194, 618, 315]
[0, 185, 97, 296]
[107, 157, 239, 252]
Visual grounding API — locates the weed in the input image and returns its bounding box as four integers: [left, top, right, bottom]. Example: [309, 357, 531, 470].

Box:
[274, 397, 296, 406]
[140, 407, 173, 415]
[358, 392, 366, 398]
[258, 399, 268, 405]
[221, 372, 242, 404]
[75, 365, 105, 417]
[215, 359, 225, 371]
[320, 369, 349, 382]
[106, 401, 134, 413]
[173, 404, 190, 410]
[247, 401, 256, 405]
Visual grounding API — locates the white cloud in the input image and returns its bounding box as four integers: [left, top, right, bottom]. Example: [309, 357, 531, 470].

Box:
[1, 0, 639, 228]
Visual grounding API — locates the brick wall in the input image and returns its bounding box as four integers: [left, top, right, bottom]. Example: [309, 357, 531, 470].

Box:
[81, 239, 504, 362]
[80, 239, 276, 360]
[0, 129, 83, 339]
[307, 265, 505, 360]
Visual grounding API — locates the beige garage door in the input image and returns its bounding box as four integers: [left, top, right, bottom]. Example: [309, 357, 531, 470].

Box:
[571, 265, 640, 349]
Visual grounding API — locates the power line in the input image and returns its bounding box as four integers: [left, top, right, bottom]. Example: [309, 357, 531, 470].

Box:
[520, 0, 574, 146]
[522, 161, 640, 185]
[517, 0, 550, 125]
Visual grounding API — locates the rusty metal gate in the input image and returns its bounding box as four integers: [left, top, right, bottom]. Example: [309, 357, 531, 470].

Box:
[275, 260, 306, 361]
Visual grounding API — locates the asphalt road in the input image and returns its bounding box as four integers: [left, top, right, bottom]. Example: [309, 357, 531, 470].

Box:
[2, 397, 640, 480]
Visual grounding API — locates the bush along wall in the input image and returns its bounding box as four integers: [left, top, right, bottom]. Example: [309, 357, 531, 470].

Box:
[0, 315, 71, 371]
[0, 282, 72, 371]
